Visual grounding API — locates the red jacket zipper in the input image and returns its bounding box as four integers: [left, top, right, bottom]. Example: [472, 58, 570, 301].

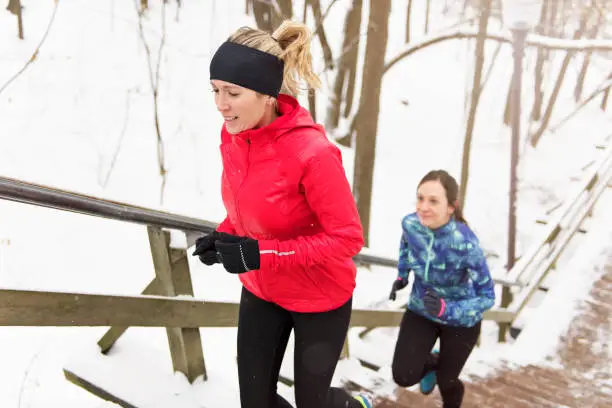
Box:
[233, 137, 266, 298]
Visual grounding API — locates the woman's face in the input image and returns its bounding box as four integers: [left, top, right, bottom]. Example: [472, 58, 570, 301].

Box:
[211, 80, 270, 134]
[416, 180, 455, 230]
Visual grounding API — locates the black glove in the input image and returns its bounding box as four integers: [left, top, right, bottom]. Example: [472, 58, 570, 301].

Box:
[192, 231, 221, 265]
[423, 289, 445, 317]
[389, 277, 408, 301]
[214, 233, 260, 274]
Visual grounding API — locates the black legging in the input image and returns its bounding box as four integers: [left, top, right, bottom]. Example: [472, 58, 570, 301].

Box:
[237, 287, 362, 408]
[392, 309, 481, 408]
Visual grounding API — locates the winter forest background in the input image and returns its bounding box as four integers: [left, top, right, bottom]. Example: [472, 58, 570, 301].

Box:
[1, 0, 611, 407]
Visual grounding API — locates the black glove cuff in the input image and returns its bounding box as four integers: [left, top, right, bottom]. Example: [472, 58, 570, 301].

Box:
[394, 277, 408, 291]
[241, 239, 260, 271]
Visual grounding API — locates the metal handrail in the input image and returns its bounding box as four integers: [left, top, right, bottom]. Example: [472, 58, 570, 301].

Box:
[0, 175, 217, 234]
[0, 175, 393, 265]
[0, 174, 528, 282]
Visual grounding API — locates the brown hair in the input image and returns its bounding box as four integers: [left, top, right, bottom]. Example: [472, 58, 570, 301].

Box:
[227, 20, 321, 96]
[418, 170, 468, 225]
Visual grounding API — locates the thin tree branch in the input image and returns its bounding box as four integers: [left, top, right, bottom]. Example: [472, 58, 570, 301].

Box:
[384, 28, 612, 75]
[480, 42, 502, 90]
[529, 7, 593, 147]
[331, 19, 479, 132]
[322, 0, 340, 21]
[133, 0, 168, 204]
[549, 74, 612, 133]
[310, 0, 340, 37]
[458, 0, 491, 210]
[101, 92, 132, 188]
[134, 4, 156, 98]
[254, 0, 281, 16]
[309, 0, 334, 69]
[0, 1, 60, 98]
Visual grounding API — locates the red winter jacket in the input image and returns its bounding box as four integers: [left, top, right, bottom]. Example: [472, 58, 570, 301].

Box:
[216, 94, 364, 312]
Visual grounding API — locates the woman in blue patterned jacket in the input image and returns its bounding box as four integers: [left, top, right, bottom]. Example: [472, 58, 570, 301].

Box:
[388, 169, 495, 408]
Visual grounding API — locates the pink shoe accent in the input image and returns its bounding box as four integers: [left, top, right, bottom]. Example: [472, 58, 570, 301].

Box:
[437, 298, 446, 317]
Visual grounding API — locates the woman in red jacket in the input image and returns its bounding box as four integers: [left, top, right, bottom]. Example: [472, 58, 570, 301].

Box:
[192, 20, 369, 408]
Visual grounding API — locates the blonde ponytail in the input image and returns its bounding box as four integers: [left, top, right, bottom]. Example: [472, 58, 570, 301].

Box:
[272, 20, 321, 95]
[228, 20, 321, 96]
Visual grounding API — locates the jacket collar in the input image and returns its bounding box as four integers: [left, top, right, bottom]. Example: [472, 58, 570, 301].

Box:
[221, 94, 318, 144]
[406, 212, 457, 238]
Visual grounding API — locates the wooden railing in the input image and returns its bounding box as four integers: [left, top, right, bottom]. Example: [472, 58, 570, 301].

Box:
[0, 136, 609, 402]
[0, 174, 506, 393]
[505, 141, 612, 316]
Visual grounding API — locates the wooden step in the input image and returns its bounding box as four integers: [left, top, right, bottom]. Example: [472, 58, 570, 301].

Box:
[489, 372, 566, 406]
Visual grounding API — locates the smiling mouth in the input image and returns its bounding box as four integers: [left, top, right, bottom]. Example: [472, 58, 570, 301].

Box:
[224, 116, 238, 122]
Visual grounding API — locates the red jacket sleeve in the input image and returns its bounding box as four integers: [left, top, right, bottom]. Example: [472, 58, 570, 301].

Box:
[217, 216, 236, 234]
[257, 144, 364, 268]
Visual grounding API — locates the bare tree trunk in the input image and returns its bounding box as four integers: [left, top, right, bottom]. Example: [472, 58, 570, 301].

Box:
[342, 1, 363, 118]
[100, 92, 131, 188]
[462, 0, 469, 17]
[6, 0, 24, 39]
[530, 0, 551, 121]
[251, 0, 274, 32]
[353, 0, 391, 247]
[325, 0, 362, 134]
[272, 0, 293, 28]
[574, 17, 601, 101]
[405, 0, 413, 43]
[277, 0, 292, 18]
[458, 0, 492, 210]
[308, 89, 317, 122]
[302, 1, 314, 118]
[310, 0, 334, 69]
[250, 0, 292, 32]
[530, 9, 592, 147]
[135, 1, 169, 204]
[472, 41, 501, 121]
[550, 73, 612, 132]
[480, 42, 502, 90]
[15, 1, 23, 40]
[424, 0, 431, 34]
[0, 1, 59, 97]
[602, 72, 612, 112]
[561, 0, 569, 35]
[574, 53, 592, 104]
[503, 78, 512, 126]
[547, 0, 559, 36]
[6, 0, 19, 13]
[302, 0, 308, 22]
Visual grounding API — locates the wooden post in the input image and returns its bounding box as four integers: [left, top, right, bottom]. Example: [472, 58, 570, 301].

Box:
[498, 284, 512, 343]
[340, 337, 350, 359]
[97, 278, 161, 353]
[147, 226, 207, 382]
[97, 229, 207, 353]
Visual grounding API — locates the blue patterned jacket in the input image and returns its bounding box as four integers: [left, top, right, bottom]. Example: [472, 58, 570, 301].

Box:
[397, 212, 495, 327]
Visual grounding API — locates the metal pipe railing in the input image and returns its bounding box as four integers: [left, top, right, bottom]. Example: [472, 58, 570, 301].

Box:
[0, 175, 394, 265]
[0, 175, 217, 234]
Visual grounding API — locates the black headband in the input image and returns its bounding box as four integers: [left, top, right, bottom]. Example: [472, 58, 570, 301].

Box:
[210, 41, 285, 98]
